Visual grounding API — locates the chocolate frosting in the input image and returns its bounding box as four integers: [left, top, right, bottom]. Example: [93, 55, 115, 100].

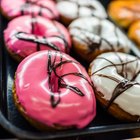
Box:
[47, 51, 94, 108]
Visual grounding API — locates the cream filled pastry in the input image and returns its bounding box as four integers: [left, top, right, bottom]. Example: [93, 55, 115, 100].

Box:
[89, 52, 140, 122]
[13, 50, 96, 130]
[4, 15, 71, 61]
[69, 17, 130, 62]
[1, 0, 59, 20]
[56, 0, 107, 25]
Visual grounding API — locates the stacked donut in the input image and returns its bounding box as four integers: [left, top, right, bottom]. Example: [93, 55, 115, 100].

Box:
[1, 0, 140, 131]
[108, 0, 140, 49]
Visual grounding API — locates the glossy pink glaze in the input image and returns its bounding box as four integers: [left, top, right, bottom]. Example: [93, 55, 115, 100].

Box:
[4, 15, 71, 59]
[1, 0, 59, 20]
[15, 50, 96, 129]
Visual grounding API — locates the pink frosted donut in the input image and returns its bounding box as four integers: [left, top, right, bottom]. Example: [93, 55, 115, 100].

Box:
[13, 50, 96, 130]
[1, 0, 59, 20]
[4, 15, 71, 61]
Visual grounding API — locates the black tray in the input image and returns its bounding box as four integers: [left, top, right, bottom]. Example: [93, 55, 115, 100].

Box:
[1, 0, 140, 139]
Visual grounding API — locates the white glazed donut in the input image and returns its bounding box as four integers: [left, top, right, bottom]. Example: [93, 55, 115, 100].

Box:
[56, 0, 107, 25]
[69, 17, 130, 62]
[89, 52, 140, 121]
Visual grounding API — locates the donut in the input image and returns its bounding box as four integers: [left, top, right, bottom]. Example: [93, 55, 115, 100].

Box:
[69, 17, 130, 62]
[89, 52, 140, 122]
[56, 0, 107, 25]
[108, 0, 140, 28]
[0, 0, 59, 20]
[13, 50, 96, 130]
[4, 15, 71, 61]
[128, 21, 140, 48]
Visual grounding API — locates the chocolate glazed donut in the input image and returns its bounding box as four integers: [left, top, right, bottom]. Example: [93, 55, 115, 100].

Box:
[89, 52, 140, 122]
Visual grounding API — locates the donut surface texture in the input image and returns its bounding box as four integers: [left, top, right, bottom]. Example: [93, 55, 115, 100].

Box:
[69, 17, 130, 62]
[14, 50, 96, 130]
[1, 0, 59, 20]
[56, 0, 107, 25]
[108, 0, 140, 28]
[89, 52, 140, 121]
[4, 15, 71, 61]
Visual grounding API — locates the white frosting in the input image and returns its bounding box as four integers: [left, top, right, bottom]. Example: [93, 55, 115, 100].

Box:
[69, 17, 130, 53]
[57, 0, 107, 19]
[90, 52, 140, 116]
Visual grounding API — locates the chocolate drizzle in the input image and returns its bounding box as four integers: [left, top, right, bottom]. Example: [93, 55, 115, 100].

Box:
[15, 32, 60, 51]
[51, 21, 69, 53]
[68, 0, 97, 17]
[114, 27, 120, 47]
[20, 0, 55, 18]
[92, 54, 140, 109]
[47, 51, 93, 108]
[106, 80, 139, 109]
[71, 27, 107, 52]
[14, 15, 69, 53]
[71, 19, 123, 53]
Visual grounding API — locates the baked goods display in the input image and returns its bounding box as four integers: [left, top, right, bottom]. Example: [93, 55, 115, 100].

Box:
[13, 50, 96, 130]
[69, 17, 130, 62]
[89, 52, 140, 122]
[56, 0, 107, 25]
[0, 0, 59, 20]
[1, 0, 140, 134]
[4, 15, 71, 61]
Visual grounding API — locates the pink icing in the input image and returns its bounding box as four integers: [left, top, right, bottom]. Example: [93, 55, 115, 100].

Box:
[1, 0, 59, 20]
[4, 15, 71, 59]
[15, 50, 96, 129]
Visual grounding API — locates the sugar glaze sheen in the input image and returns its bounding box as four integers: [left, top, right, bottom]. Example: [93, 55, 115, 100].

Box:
[90, 52, 140, 121]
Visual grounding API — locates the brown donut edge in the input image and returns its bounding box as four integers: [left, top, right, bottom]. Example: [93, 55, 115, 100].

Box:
[5, 45, 24, 62]
[59, 13, 75, 26]
[0, 6, 16, 20]
[72, 37, 128, 63]
[12, 76, 74, 131]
